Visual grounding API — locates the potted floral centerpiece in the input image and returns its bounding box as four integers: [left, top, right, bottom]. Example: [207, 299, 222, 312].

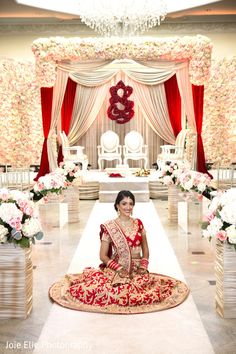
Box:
[202, 188, 236, 318]
[55, 161, 82, 184]
[177, 170, 212, 199]
[0, 188, 43, 247]
[55, 162, 82, 223]
[159, 161, 185, 186]
[202, 188, 236, 246]
[33, 171, 67, 202]
[0, 188, 43, 319]
[159, 161, 186, 221]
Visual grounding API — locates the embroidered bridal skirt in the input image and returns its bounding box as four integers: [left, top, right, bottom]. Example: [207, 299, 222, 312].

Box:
[49, 267, 189, 314]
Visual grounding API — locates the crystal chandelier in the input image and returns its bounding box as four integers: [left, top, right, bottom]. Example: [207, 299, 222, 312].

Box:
[77, 0, 167, 37]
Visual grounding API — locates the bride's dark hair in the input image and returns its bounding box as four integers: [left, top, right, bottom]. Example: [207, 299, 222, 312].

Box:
[114, 190, 135, 211]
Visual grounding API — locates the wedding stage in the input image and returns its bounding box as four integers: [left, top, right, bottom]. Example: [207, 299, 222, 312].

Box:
[33, 201, 214, 354]
[81, 169, 161, 202]
[99, 173, 149, 202]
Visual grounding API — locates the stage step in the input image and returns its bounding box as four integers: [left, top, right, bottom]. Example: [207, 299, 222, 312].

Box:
[99, 177, 149, 202]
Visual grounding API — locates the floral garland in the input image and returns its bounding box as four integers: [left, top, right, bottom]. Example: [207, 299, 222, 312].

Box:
[107, 80, 134, 124]
[31, 35, 212, 87]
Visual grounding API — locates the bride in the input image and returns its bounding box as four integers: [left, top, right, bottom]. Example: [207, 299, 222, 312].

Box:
[50, 190, 189, 313]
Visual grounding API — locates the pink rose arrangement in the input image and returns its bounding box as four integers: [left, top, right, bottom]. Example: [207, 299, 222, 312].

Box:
[33, 172, 67, 196]
[176, 170, 212, 197]
[159, 161, 185, 186]
[0, 188, 43, 247]
[55, 161, 82, 184]
[202, 188, 236, 248]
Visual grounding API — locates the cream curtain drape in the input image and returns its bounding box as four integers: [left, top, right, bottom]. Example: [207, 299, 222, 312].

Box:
[69, 81, 115, 145]
[125, 77, 175, 144]
[47, 70, 69, 171]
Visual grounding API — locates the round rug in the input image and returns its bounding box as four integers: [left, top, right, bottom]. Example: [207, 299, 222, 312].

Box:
[49, 273, 189, 315]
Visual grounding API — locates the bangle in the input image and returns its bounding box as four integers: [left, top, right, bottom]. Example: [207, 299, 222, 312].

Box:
[140, 258, 149, 270]
[107, 259, 122, 271]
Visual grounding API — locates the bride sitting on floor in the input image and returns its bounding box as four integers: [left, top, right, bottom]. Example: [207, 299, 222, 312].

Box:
[50, 190, 189, 314]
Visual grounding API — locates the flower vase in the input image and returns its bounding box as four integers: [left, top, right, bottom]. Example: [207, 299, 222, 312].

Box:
[64, 185, 80, 223]
[215, 239, 236, 318]
[0, 243, 33, 319]
[44, 192, 64, 203]
[168, 184, 178, 222]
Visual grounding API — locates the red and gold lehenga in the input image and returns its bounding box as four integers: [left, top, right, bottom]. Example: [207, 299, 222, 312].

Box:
[49, 218, 189, 314]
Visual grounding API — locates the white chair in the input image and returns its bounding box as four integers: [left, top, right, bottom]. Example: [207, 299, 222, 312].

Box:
[123, 131, 148, 169]
[216, 164, 236, 190]
[60, 131, 88, 172]
[97, 130, 122, 170]
[3, 167, 31, 191]
[157, 129, 188, 169]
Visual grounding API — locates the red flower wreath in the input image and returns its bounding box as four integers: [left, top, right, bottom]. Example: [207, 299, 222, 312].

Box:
[107, 80, 134, 124]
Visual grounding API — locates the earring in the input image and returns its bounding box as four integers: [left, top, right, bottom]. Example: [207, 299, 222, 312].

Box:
[117, 209, 120, 216]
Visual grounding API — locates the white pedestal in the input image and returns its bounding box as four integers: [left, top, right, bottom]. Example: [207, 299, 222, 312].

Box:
[178, 195, 210, 233]
[99, 176, 149, 202]
[168, 185, 178, 222]
[64, 185, 79, 223]
[215, 239, 236, 318]
[39, 202, 68, 228]
[0, 244, 33, 319]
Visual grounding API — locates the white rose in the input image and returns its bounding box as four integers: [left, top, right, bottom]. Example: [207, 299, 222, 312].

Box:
[22, 218, 42, 237]
[163, 175, 173, 186]
[183, 179, 194, 191]
[208, 195, 221, 213]
[226, 225, 236, 244]
[202, 229, 210, 239]
[0, 203, 23, 224]
[55, 167, 64, 175]
[219, 203, 236, 225]
[207, 217, 223, 237]
[0, 225, 8, 243]
[196, 182, 206, 193]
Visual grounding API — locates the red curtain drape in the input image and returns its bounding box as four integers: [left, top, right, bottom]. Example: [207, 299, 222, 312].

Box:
[58, 78, 77, 164]
[164, 74, 182, 138]
[192, 84, 209, 175]
[34, 87, 53, 181]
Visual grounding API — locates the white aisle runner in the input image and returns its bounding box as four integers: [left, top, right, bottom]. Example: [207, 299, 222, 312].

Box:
[34, 201, 214, 354]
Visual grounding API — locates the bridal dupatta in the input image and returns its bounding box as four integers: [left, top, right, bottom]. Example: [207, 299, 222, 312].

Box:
[101, 219, 132, 273]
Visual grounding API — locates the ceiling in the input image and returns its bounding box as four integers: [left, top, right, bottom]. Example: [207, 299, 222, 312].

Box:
[0, 0, 236, 25]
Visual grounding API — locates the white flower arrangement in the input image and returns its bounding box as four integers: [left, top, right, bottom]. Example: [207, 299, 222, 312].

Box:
[202, 188, 236, 247]
[176, 170, 212, 196]
[0, 188, 43, 247]
[159, 161, 186, 186]
[33, 172, 67, 197]
[55, 161, 82, 184]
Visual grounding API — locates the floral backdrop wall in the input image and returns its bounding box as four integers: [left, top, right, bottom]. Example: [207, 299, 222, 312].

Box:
[0, 59, 43, 167]
[202, 57, 236, 166]
[0, 53, 235, 168]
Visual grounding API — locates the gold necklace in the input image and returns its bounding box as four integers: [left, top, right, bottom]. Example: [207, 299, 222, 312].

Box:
[117, 218, 134, 236]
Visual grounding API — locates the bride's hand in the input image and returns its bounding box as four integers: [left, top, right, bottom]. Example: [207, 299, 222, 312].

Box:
[137, 267, 148, 275]
[118, 268, 129, 278]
